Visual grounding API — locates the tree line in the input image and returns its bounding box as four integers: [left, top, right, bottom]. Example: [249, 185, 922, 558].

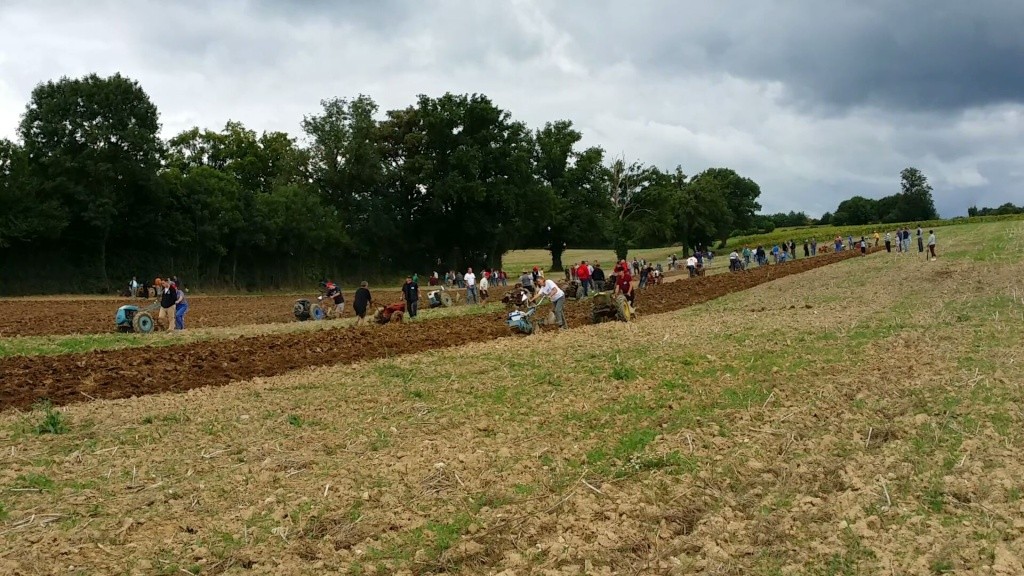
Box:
[1, 73, 766, 294]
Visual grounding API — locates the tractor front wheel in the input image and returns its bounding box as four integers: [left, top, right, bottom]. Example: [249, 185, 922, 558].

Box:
[133, 311, 156, 334]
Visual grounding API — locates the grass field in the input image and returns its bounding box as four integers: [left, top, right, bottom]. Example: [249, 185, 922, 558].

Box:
[506, 214, 1024, 274]
[2, 220, 1023, 574]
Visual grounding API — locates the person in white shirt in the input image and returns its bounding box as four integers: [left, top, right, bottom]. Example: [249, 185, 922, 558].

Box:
[532, 278, 567, 330]
[464, 268, 477, 304]
[729, 250, 741, 271]
[479, 273, 490, 302]
[927, 230, 937, 260]
[686, 255, 698, 277]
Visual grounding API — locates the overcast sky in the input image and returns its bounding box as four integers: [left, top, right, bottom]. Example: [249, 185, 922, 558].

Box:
[2, 0, 1023, 217]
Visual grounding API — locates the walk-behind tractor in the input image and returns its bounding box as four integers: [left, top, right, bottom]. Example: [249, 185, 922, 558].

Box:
[506, 296, 552, 335]
[427, 288, 454, 309]
[115, 301, 162, 333]
[501, 286, 530, 310]
[293, 298, 327, 321]
[590, 291, 632, 324]
[375, 302, 406, 324]
[562, 279, 582, 300]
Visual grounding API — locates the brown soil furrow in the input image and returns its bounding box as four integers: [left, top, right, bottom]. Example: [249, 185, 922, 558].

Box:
[0, 250, 869, 411]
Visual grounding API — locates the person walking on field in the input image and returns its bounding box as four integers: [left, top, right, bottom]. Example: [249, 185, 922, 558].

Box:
[402, 276, 419, 319]
[353, 281, 372, 325]
[928, 230, 937, 260]
[532, 276, 568, 330]
[464, 267, 478, 304]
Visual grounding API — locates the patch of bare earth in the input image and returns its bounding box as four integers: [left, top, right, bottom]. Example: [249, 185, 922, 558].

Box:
[1, 241, 1023, 574]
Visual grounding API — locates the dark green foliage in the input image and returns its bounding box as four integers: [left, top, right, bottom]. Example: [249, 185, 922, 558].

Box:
[0, 73, 771, 293]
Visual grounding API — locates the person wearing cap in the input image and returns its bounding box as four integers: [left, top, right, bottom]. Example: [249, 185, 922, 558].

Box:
[321, 281, 345, 318]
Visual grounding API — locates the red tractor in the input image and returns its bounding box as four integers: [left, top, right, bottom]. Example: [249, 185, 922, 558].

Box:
[374, 301, 406, 324]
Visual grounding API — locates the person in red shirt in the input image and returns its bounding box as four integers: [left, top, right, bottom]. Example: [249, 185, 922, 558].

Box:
[614, 260, 635, 310]
[576, 260, 592, 297]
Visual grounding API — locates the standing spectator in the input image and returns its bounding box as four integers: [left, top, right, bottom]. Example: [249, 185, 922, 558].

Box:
[174, 282, 189, 330]
[353, 281, 372, 325]
[464, 267, 478, 304]
[576, 260, 592, 297]
[802, 240, 809, 257]
[917, 226, 925, 254]
[903, 228, 912, 252]
[895, 229, 903, 253]
[834, 236, 842, 252]
[859, 236, 867, 255]
[520, 269, 535, 294]
[810, 237, 818, 256]
[742, 246, 752, 268]
[928, 230, 937, 260]
[532, 266, 541, 286]
[686, 254, 699, 276]
[884, 232, 892, 253]
[429, 272, 439, 286]
[479, 273, 490, 303]
[789, 240, 797, 259]
[592, 263, 606, 291]
[129, 276, 139, 298]
[402, 276, 419, 319]
[614, 261, 636, 313]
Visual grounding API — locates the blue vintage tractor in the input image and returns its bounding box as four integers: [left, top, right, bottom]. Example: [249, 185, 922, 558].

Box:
[115, 301, 161, 333]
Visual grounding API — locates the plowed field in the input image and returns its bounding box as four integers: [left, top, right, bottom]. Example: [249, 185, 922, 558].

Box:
[0, 250, 867, 411]
[0, 288, 488, 337]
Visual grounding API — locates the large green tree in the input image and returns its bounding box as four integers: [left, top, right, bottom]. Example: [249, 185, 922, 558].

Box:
[19, 73, 162, 288]
[606, 159, 674, 260]
[0, 139, 65, 248]
[898, 167, 939, 221]
[672, 168, 732, 253]
[380, 93, 540, 272]
[533, 120, 609, 271]
[687, 168, 762, 247]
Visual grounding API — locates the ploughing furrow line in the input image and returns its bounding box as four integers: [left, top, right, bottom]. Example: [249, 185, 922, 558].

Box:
[0, 249, 870, 411]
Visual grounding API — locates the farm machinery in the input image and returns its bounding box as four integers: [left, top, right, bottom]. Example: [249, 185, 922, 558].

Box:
[590, 291, 632, 325]
[115, 301, 162, 333]
[427, 287, 454, 309]
[506, 296, 553, 335]
[293, 298, 330, 321]
[375, 302, 406, 324]
[501, 286, 530, 310]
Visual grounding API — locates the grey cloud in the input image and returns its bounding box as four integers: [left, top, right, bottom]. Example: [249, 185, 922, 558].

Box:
[1, 0, 1022, 219]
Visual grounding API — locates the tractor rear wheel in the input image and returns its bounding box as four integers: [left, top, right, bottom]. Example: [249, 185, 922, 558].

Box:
[133, 311, 156, 334]
[440, 293, 453, 307]
[310, 304, 326, 321]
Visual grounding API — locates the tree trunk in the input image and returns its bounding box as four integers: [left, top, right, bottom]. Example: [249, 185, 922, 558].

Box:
[549, 246, 565, 272]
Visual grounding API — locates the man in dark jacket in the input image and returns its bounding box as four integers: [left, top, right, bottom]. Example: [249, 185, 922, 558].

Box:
[591, 263, 606, 292]
[402, 276, 420, 319]
[158, 278, 178, 331]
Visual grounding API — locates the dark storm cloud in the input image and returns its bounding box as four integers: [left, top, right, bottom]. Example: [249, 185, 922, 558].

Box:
[544, 0, 1024, 113]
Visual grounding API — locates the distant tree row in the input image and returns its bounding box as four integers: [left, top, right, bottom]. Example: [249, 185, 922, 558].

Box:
[0, 74, 765, 294]
[968, 203, 1024, 217]
[815, 168, 940, 226]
